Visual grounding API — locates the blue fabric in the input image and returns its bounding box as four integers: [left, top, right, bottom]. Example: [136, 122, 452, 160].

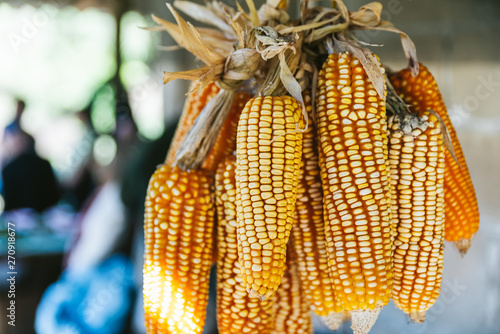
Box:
[35, 254, 134, 334]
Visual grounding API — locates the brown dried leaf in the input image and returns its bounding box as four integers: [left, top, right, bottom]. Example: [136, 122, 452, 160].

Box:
[278, 15, 339, 35]
[222, 49, 263, 81]
[350, 2, 382, 27]
[174, 89, 236, 170]
[357, 20, 419, 77]
[427, 109, 460, 165]
[245, 0, 260, 26]
[278, 51, 308, 131]
[173, 0, 233, 36]
[334, 38, 386, 99]
[162, 64, 223, 86]
[255, 26, 298, 60]
[306, 21, 349, 42]
[334, 0, 350, 23]
[164, 4, 225, 65]
[222, 9, 245, 49]
[258, 3, 290, 24]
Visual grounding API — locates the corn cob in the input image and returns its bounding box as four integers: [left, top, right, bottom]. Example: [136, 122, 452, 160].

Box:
[291, 92, 344, 323]
[388, 110, 445, 322]
[236, 95, 304, 300]
[202, 92, 251, 172]
[215, 156, 274, 334]
[272, 244, 313, 334]
[166, 82, 220, 165]
[143, 165, 215, 333]
[389, 65, 479, 254]
[316, 52, 393, 334]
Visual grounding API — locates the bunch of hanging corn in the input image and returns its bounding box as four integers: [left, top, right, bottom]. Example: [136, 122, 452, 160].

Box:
[142, 1, 480, 334]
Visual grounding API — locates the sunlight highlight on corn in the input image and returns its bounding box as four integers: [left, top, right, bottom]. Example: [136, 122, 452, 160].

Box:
[143, 165, 215, 334]
[215, 156, 274, 334]
[236, 95, 304, 300]
[388, 111, 445, 322]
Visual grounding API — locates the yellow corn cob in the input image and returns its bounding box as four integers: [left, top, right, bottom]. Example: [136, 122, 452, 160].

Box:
[291, 92, 344, 321]
[166, 82, 220, 165]
[236, 95, 304, 300]
[316, 52, 393, 334]
[202, 91, 251, 172]
[272, 245, 313, 334]
[389, 65, 479, 254]
[388, 111, 445, 322]
[215, 156, 274, 334]
[143, 165, 215, 333]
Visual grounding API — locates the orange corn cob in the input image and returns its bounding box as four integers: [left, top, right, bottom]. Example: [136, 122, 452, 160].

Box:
[292, 92, 343, 322]
[166, 82, 220, 165]
[272, 245, 313, 334]
[202, 91, 251, 172]
[388, 111, 445, 322]
[316, 52, 393, 334]
[143, 165, 215, 334]
[215, 156, 274, 334]
[236, 95, 304, 300]
[389, 65, 479, 253]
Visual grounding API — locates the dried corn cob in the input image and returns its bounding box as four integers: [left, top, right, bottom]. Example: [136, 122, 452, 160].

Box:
[143, 165, 215, 334]
[292, 92, 343, 322]
[272, 245, 313, 334]
[202, 92, 251, 172]
[215, 156, 274, 334]
[388, 111, 445, 322]
[236, 95, 304, 300]
[389, 65, 479, 253]
[166, 82, 220, 165]
[316, 52, 393, 334]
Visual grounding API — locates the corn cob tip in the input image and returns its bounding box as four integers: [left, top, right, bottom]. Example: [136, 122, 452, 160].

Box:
[409, 311, 426, 323]
[350, 307, 382, 334]
[320, 313, 344, 331]
[248, 288, 267, 301]
[454, 238, 473, 255]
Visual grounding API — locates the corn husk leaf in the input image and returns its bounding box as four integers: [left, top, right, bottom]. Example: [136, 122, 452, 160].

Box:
[174, 89, 236, 170]
[258, 3, 290, 24]
[256, 27, 300, 94]
[157, 45, 182, 51]
[350, 2, 382, 26]
[173, 0, 234, 36]
[163, 64, 224, 90]
[222, 48, 263, 81]
[427, 109, 459, 165]
[278, 51, 308, 131]
[245, 0, 260, 26]
[334, 0, 350, 23]
[355, 20, 419, 77]
[334, 37, 386, 99]
[255, 26, 298, 60]
[306, 20, 348, 42]
[222, 10, 246, 50]
[195, 27, 235, 55]
[155, 4, 225, 66]
[279, 15, 340, 35]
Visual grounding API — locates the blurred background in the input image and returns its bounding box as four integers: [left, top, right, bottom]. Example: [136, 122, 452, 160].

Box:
[0, 0, 498, 333]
